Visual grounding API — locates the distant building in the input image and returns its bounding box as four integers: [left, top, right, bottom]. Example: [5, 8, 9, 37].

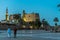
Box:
[9, 15, 13, 20]
[9, 14, 21, 24]
[1, 8, 9, 23]
[0, 9, 41, 30]
[22, 10, 40, 29]
[22, 10, 40, 22]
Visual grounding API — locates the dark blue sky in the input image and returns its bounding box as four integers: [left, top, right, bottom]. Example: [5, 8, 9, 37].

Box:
[0, 0, 60, 26]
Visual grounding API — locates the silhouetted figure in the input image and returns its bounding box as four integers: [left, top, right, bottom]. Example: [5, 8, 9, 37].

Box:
[13, 27, 17, 38]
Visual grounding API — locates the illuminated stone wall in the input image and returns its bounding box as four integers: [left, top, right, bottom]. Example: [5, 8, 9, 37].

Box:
[23, 13, 40, 22]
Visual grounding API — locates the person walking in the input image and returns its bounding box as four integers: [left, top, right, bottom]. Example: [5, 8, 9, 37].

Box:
[7, 27, 11, 37]
[13, 27, 17, 38]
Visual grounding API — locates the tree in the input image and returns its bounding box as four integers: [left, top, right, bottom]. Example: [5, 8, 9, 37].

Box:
[53, 17, 59, 26]
[57, 4, 60, 7]
[13, 14, 20, 20]
[13, 14, 21, 24]
[42, 19, 49, 26]
[41, 19, 50, 30]
[57, 4, 60, 11]
[35, 20, 41, 29]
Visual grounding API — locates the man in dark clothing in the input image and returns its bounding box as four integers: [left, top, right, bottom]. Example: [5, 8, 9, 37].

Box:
[14, 27, 17, 38]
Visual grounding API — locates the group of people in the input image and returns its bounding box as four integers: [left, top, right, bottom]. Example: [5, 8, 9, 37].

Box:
[7, 27, 17, 38]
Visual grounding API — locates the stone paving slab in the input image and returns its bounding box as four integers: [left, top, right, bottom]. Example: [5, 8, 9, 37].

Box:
[0, 30, 59, 40]
[0, 36, 57, 40]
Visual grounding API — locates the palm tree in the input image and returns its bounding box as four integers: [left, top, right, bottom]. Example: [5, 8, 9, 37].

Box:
[57, 4, 60, 7]
[53, 17, 59, 32]
[57, 4, 60, 11]
[41, 19, 50, 30]
[53, 17, 59, 26]
[42, 19, 49, 26]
